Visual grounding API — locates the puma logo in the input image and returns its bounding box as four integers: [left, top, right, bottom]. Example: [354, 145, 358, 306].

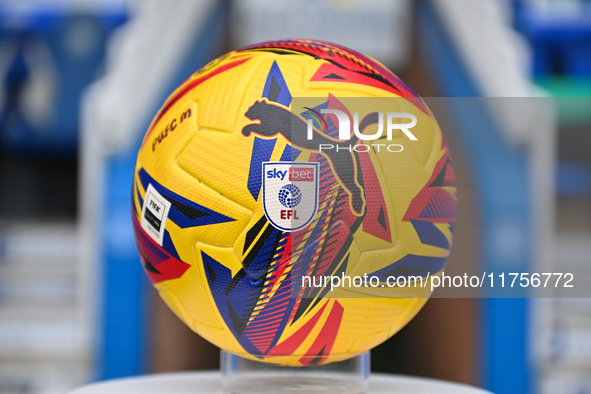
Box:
[243, 100, 378, 215]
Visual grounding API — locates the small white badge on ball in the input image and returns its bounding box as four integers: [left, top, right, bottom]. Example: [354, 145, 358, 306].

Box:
[141, 183, 171, 246]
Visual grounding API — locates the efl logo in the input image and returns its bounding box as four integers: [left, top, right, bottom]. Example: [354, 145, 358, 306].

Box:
[305, 109, 418, 153]
[262, 162, 319, 232]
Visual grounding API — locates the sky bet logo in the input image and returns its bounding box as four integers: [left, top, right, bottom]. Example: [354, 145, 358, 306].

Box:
[305, 108, 418, 153]
[266, 167, 315, 182]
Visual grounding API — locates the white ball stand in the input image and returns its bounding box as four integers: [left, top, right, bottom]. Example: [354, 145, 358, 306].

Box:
[69, 371, 493, 394]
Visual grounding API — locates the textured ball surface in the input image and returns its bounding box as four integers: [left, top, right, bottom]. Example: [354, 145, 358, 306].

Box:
[132, 39, 457, 366]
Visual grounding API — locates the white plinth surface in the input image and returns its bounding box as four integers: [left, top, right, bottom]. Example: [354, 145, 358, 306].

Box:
[69, 371, 493, 393]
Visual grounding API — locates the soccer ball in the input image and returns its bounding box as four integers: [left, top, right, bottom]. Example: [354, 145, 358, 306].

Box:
[131, 39, 456, 366]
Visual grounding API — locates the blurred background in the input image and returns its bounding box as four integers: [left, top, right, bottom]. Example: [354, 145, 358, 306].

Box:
[0, 0, 590, 393]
